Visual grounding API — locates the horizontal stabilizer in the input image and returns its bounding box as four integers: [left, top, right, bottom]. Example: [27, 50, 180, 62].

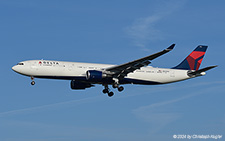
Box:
[188, 65, 218, 77]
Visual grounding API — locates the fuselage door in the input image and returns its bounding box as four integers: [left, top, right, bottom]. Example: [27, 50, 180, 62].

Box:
[170, 70, 175, 77]
[30, 61, 39, 71]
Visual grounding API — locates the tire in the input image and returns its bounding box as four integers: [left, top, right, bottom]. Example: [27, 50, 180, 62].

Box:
[31, 81, 35, 85]
[103, 89, 108, 94]
[112, 83, 118, 88]
[118, 86, 124, 92]
[108, 92, 114, 97]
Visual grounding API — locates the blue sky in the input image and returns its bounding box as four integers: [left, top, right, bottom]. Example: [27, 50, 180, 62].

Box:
[0, 0, 224, 140]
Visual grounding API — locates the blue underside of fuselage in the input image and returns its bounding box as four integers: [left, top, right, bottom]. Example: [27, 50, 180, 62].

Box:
[34, 76, 161, 85]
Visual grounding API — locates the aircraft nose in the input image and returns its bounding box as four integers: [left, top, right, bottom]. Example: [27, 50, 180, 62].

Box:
[12, 65, 18, 72]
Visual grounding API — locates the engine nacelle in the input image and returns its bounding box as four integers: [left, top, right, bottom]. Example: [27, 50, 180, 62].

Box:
[70, 80, 93, 90]
[86, 70, 106, 81]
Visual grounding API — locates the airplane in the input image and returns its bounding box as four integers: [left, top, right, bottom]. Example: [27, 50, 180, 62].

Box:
[12, 44, 217, 97]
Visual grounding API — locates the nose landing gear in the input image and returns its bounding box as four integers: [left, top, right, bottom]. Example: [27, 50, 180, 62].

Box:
[31, 76, 35, 85]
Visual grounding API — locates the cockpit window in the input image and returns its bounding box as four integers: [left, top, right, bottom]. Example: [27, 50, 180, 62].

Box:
[17, 63, 24, 65]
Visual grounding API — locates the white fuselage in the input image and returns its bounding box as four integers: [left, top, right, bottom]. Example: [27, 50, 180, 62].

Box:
[12, 60, 191, 85]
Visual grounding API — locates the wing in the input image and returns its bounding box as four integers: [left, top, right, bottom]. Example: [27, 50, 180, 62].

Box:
[105, 44, 175, 79]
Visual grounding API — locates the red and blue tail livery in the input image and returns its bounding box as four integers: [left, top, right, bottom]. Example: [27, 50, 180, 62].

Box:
[173, 45, 207, 70]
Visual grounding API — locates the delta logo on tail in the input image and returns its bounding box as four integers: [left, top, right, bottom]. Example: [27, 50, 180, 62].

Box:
[173, 45, 207, 70]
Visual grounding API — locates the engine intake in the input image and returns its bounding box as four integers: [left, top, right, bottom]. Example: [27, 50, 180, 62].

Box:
[86, 70, 106, 80]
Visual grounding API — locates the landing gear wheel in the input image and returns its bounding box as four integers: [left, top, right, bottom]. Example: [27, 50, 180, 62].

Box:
[31, 81, 35, 85]
[112, 83, 118, 89]
[118, 86, 124, 92]
[108, 92, 114, 97]
[103, 89, 109, 94]
[103, 85, 109, 94]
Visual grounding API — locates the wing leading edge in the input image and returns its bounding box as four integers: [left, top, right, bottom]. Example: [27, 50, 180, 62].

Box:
[105, 44, 175, 79]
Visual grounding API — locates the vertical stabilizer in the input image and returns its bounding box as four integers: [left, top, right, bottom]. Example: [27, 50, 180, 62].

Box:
[173, 45, 208, 70]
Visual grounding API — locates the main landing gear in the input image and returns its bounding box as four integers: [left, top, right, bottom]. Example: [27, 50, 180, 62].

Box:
[112, 83, 124, 92]
[31, 76, 35, 85]
[112, 78, 124, 92]
[103, 85, 114, 97]
[102, 83, 124, 97]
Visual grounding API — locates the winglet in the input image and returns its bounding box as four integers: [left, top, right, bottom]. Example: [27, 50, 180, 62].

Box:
[166, 44, 175, 51]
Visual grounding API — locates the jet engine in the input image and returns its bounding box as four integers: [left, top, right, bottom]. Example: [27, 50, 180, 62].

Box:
[86, 70, 107, 81]
[70, 80, 93, 89]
